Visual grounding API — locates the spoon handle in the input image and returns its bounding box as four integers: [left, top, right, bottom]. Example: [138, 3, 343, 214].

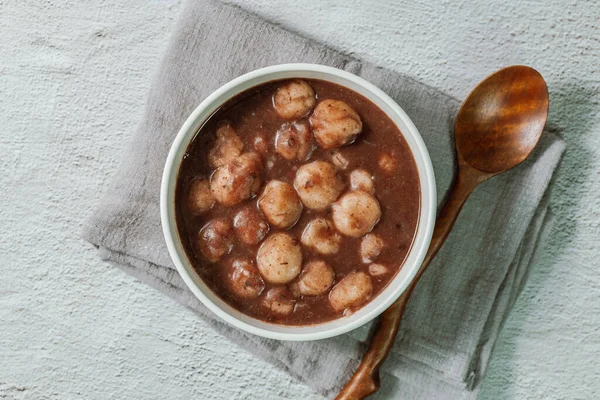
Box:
[335, 165, 484, 400]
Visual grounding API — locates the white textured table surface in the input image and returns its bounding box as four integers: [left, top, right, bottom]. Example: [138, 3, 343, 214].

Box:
[1, 1, 599, 399]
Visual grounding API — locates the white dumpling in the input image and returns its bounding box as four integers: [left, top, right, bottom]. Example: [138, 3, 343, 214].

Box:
[301, 218, 342, 255]
[233, 206, 270, 245]
[261, 287, 296, 317]
[378, 152, 397, 173]
[350, 169, 374, 193]
[293, 160, 345, 211]
[208, 121, 244, 168]
[330, 150, 349, 170]
[368, 263, 389, 277]
[195, 218, 234, 262]
[227, 258, 265, 298]
[275, 120, 314, 161]
[273, 79, 317, 120]
[359, 233, 384, 263]
[310, 100, 362, 149]
[258, 180, 303, 229]
[295, 260, 335, 296]
[186, 178, 215, 214]
[256, 233, 302, 284]
[210, 152, 263, 206]
[332, 191, 381, 237]
[329, 271, 373, 312]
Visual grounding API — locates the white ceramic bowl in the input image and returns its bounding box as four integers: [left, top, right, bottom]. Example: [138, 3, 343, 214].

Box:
[161, 64, 436, 341]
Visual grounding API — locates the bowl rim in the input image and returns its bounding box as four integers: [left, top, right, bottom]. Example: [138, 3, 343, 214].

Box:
[160, 63, 436, 341]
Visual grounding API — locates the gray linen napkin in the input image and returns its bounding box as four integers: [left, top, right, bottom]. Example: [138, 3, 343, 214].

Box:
[82, 0, 566, 398]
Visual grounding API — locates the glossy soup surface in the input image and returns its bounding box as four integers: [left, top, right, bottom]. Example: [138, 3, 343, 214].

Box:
[175, 79, 420, 325]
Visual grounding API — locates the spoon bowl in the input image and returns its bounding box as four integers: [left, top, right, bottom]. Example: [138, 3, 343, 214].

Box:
[455, 66, 549, 174]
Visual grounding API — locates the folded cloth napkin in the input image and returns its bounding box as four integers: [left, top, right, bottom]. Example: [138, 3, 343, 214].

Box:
[82, 0, 565, 398]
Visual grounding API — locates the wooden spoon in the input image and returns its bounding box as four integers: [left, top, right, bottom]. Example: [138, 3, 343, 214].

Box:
[336, 65, 549, 400]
